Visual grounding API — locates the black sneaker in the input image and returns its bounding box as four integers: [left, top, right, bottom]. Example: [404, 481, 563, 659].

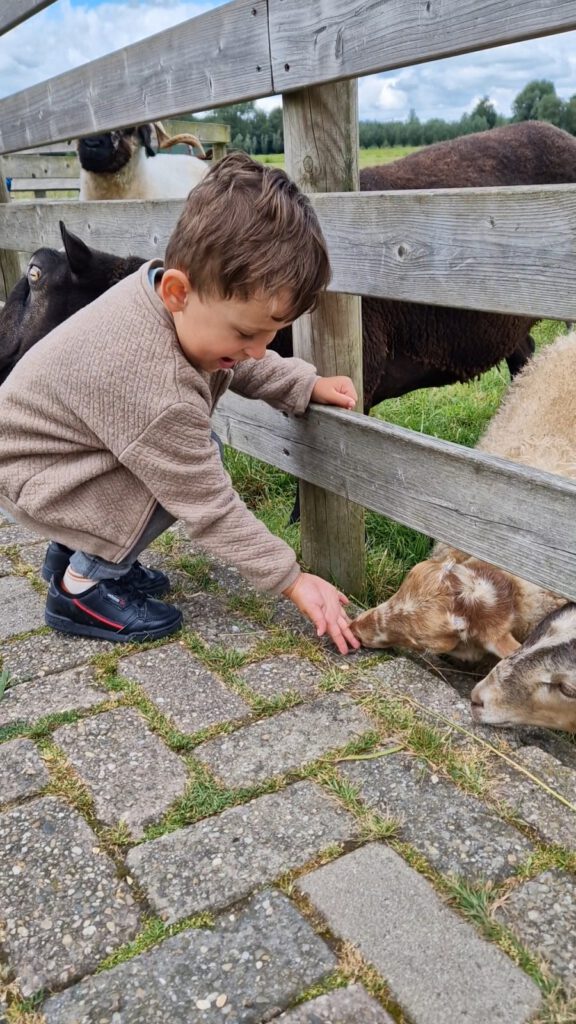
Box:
[45, 573, 182, 643]
[41, 542, 170, 597]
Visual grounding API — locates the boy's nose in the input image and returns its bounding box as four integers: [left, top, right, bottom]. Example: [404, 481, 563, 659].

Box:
[244, 335, 274, 360]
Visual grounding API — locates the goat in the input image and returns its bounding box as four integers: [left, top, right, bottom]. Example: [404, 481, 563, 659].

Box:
[350, 330, 576, 660]
[470, 603, 576, 731]
[77, 122, 209, 200]
[0, 223, 145, 384]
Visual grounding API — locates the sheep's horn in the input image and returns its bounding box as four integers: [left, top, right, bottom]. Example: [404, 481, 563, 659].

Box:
[153, 121, 208, 159]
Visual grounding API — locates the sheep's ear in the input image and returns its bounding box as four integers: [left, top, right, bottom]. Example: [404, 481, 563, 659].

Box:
[137, 124, 156, 157]
[59, 221, 93, 277]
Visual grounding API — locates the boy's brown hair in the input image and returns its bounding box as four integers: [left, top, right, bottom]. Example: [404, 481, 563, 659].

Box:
[164, 151, 331, 321]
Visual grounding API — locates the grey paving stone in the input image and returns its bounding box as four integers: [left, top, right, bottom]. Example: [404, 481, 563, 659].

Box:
[0, 576, 45, 640]
[0, 796, 141, 996]
[180, 592, 263, 651]
[493, 746, 576, 851]
[118, 643, 251, 733]
[42, 889, 336, 1023]
[17, 542, 49, 575]
[0, 739, 49, 806]
[298, 844, 542, 1024]
[494, 870, 576, 987]
[1, 632, 115, 685]
[276, 985, 394, 1022]
[237, 656, 323, 699]
[0, 523, 43, 546]
[195, 694, 375, 787]
[53, 708, 187, 838]
[341, 751, 532, 881]
[0, 554, 13, 576]
[127, 780, 357, 922]
[365, 657, 524, 748]
[0, 665, 107, 728]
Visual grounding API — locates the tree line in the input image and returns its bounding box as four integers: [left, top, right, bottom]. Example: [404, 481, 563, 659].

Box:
[198, 80, 576, 153]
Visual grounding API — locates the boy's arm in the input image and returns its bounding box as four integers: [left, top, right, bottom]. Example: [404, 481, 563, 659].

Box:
[119, 400, 300, 595]
[230, 349, 320, 415]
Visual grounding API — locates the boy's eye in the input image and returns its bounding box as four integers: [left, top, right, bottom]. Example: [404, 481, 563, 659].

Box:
[237, 330, 255, 340]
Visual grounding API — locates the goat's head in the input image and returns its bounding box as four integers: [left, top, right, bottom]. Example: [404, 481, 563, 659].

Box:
[470, 603, 576, 731]
[0, 222, 146, 383]
[77, 124, 155, 174]
[350, 557, 522, 661]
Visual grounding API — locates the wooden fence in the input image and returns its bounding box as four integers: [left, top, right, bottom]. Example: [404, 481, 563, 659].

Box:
[1, 0, 576, 599]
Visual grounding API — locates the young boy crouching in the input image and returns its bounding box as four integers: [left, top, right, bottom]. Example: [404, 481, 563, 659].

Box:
[0, 152, 360, 655]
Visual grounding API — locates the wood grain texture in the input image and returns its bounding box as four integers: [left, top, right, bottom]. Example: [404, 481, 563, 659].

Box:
[0, 0, 271, 154]
[213, 393, 576, 600]
[269, 0, 576, 91]
[284, 82, 365, 593]
[2, 186, 576, 318]
[0, 0, 56, 35]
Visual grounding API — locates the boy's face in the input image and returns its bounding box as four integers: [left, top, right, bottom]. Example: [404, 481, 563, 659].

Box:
[158, 270, 293, 373]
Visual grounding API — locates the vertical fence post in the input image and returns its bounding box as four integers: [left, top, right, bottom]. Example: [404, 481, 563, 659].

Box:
[0, 163, 22, 300]
[283, 80, 365, 597]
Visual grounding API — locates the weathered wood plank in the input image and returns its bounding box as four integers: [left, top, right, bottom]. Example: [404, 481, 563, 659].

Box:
[2, 185, 576, 319]
[270, 0, 576, 91]
[284, 82, 365, 594]
[0, 0, 56, 35]
[9, 179, 79, 193]
[312, 185, 576, 319]
[0, 0, 271, 154]
[0, 168, 22, 300]
[164, 121, 231, 145]
[1, 153, 79, 178]
[213, 393, 576, 600]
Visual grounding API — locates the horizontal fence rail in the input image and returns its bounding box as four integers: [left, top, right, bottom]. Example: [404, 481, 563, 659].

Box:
[2, 185, 576, 318]
[213, 394, 576, 600]
[2, 1, 576, 153]
[0, 0, 272, 154]
[269, 0, 576, 91]
[0, 0, 56, 36]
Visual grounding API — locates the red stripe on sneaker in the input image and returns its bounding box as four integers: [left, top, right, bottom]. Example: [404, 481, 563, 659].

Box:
[72, 598, 124, 631]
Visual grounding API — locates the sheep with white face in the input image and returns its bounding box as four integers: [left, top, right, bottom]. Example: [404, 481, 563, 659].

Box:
[471, 604, 576, 731]
[77, 122, 209, 200]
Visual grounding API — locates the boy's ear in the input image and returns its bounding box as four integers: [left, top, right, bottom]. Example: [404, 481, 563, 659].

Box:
[158, 269, 191, 312]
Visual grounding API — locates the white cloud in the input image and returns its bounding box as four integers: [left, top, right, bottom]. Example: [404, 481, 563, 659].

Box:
[0, 1, 574, 126]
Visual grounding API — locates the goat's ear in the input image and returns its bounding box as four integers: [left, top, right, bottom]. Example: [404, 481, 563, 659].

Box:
[59, 221, 93, 277]
[486, 632, 522, 659]
[137, 124, 156, 157]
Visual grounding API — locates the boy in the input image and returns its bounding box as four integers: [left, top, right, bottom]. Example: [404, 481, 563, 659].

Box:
[0, 152, 360, 655]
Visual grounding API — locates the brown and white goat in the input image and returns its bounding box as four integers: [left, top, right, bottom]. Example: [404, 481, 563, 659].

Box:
[351, 332, 576, 661]
[471, 603, 576, 731]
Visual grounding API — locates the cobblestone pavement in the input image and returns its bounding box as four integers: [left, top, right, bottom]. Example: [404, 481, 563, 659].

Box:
[1, 518, 576, 1023]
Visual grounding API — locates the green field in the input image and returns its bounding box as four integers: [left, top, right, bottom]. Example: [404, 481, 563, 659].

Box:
[225, 319, 566, 607]
[256, 146, 420, 170]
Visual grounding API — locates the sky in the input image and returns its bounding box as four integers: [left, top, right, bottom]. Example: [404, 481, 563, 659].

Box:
[1, 0, 575, 123]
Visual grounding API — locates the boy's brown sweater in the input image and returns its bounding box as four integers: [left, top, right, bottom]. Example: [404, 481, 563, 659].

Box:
[0, 262, 319, 594]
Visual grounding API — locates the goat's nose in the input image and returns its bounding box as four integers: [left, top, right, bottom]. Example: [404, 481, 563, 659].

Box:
[470, 691, 484, 708]
[82, 137, 105, 148]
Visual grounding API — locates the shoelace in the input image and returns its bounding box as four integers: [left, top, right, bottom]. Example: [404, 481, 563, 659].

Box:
[103, 578, 149, 611]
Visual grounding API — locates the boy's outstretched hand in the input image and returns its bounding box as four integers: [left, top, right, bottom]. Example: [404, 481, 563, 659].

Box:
[311, 376, 357, 411]
[282, 572, 361, 655]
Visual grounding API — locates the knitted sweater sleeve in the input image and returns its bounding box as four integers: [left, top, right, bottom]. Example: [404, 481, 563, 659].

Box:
[119, 401, 300, 595]
[230, 350, 319, 414]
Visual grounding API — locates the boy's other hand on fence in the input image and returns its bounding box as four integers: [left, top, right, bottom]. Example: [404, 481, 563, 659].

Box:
[282, 572, 361, 655]
[311, 376, 357, 410]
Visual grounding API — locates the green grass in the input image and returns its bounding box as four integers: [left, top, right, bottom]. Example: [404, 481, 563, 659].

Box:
[225, 319, 566, 607]
[256, 146, 421, 170]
